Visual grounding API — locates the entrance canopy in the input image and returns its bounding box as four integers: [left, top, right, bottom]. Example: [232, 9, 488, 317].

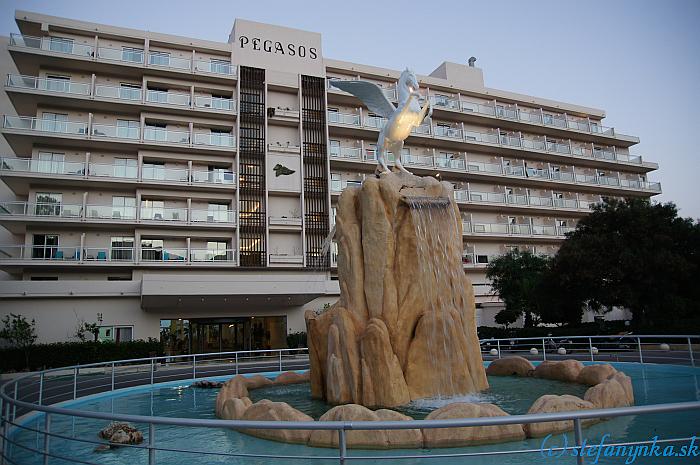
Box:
[140, 271, 338, 311]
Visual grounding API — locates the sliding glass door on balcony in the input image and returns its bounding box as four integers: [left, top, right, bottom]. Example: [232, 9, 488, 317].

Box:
[37, 152, 65, 174]
[40, 113, 68, 133]
[48, 37, 74, 54]
[34, 192, 63, 216]
[32, 234, 59, 259]
[116, 119, 140, 139]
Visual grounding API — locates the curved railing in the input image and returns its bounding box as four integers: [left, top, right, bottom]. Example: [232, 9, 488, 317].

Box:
[1, 335, 699, 464]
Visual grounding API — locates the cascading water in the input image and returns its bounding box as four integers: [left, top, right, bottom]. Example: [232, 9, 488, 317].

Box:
[407, 197, 472, 399]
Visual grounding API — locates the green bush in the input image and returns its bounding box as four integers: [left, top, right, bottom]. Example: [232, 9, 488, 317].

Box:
[0, 339, 164, 373]
[286, 331, 307, 348]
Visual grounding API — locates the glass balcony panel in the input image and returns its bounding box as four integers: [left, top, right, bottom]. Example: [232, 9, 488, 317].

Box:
[189, 248, 236, 262]
[435, 157, 465, 170]
[85, 205, 136, 220]
[193, 133, 235, 147]
[194, 96, 235, 111]
[532, 225, 557, 236]
[148, 53, 191, 70]
[190, 209, 236, 223]
[147, 90, 190, 106]
[144, 128, 190, 144]
[92, 124, 140, 140]
[194, 60, 234, 75]
[401, 154, 433, 166]
[141, 166, 189, 183]
[140, 207, 187, 221]
[191, 170, 236, 185]
[530, 196, 554, 207]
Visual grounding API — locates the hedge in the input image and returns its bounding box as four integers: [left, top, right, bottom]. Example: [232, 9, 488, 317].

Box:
[0, 339, 164, 373]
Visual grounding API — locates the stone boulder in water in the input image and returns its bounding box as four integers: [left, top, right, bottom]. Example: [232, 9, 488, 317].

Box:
[305, 172, 487, 407]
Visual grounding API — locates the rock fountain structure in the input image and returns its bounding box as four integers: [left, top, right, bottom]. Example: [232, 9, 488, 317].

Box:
[305, 172, 488, 407]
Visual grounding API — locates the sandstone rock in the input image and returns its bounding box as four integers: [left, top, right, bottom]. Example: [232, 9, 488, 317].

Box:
[422, 402, 525, 447]
[309, 404, 388, 448]
[486, 356, 535, 377]
[611, 372, 634, 405]
[240, 400, 314, 444]
[220, 397, 253, 420]
[274, 371, 309, 385]
[576, 364, 617, 386]
[360, 318, 410, 407]
[584, 374, 633, 409]
[375, 409, 423, 448]
[215, 376, 249, 418]
[523, 395, 597, 438]
[533, 360, 584, 383]
[244, 375, 273, 390]
[306, 173, 488, 407]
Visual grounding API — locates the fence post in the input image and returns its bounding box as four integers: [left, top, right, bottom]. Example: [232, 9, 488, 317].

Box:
[338, 427, 347, 465]
[150, 359, 154, 385]
[573, 418, 585, 465]
[688, 337, 695, 368]
[496, 340, 502, 359]
[279, 351, 283, 371]
[12, 384, 17, 422]
[588, 337, 594, 362]
[637, 337, 644, 364]
[192, 355, 197, 381]
[2, 398, 11, 465]
[148, 423, 156, 465]
[38, 372, 44, 406]
[542, 339, 547, 361]
[73, 367, 78, 400]
[235, 352, 239, 375]
[111, 362, 116, 391]
[42, 413, 51, 465]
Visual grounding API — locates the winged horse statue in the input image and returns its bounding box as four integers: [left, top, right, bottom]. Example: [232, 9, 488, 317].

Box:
[330, 69, 432, 174]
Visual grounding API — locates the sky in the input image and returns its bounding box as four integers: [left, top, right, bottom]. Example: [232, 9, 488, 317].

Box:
[1, 0, 698, 218]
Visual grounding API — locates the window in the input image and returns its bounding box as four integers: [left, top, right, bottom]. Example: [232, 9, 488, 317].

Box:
[40, 112, 68, 133]
[48, 37, 73, 54]
[112, 196, 136, 219]
[476, 255, 489, 264]
[149, 51, 170, 66]
[116, 119, 139, 139]
[34, 192, 62, 216]
[98, 326, 133, 343]
[111, 236, 134, 260]
[207, 241, 229, 260]
[119, 83, 141, 100]
[141, 200, 165, 220]
[45, 74, 70, 93]
[208, 203, 229, 223]
[142, 162, 165, 180]
[329, 139, 340, 156]
[121, 47, 143, 63]
[210, 58, 231, 74]
[32, 234, 59, 259]
[113, 158, 137, 178]
[141, 239, 164, 260]
[37, 151, 65, 174]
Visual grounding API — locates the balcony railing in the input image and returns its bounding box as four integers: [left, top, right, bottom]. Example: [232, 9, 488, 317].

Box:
[462, 221, 572, 237]
[0, 157, 237, 187]
[194, 96, 235, 111]
[144, 127, 190, 145]
[94, 84, 142, 101]
[96, 46, 144, 64]
[140, 207, 188, 222]
[193, 60, 235, 76]
[85, 204, 137, 220]
[91, 123, 140, 140]
[148, 52, 191, 71]
[9, 34, 93, 57]
[327, 112, 360, 126]
[146, 89, 191, 107]
[193, 133, 236, 147]
[0, 201, 82, 218]
[3, 116, 88, 135]
[189, 248, 236, 262]
[329, 146, 362, 159]
[190, 209, 236, 224]
[6, 75, 90, 95]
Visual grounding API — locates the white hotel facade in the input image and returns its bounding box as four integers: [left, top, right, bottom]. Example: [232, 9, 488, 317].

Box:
[0, 11, 658, 351]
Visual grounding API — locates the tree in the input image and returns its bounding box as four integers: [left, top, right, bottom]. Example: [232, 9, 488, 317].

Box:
[75, 320, 100, 342]
[486, 250, 552, 327]
[548, 197, 700, 327]
[0, 313, 38, 368]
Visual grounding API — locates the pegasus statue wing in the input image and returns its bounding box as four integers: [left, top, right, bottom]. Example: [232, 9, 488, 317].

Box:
[330, 80, 396, 119]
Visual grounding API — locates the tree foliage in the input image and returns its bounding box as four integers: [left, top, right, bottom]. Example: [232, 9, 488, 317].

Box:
[547, 197, 699, 327]
[486, 250, 551, 327]
[0, 313, 38, 368]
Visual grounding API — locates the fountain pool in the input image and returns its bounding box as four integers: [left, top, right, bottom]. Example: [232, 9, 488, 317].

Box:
[5, 362, 700, 465]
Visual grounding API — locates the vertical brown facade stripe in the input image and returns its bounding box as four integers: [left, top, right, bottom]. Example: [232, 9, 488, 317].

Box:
[238, 66, 267, 267]
[301, 75, 329, 268]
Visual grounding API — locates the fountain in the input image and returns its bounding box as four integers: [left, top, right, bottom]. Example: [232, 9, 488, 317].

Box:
[305, 172, 488, 407]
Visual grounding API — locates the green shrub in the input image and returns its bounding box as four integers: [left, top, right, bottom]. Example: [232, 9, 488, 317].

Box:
[286, 331, 307, 348]
[0, 339, 164, 373]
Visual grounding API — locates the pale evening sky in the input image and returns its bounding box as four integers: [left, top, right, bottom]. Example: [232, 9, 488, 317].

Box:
[1, 0, 698, 218]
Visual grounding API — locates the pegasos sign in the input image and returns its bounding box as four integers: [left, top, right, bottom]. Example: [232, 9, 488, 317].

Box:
[238, 36, 318, 60]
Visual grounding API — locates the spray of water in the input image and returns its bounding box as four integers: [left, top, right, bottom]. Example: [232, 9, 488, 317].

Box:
[407, 197, 468, 400]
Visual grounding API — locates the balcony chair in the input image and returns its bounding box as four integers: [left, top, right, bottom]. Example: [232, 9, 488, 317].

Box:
[54, 250, 64, 259]
[96, 251, 107, 261]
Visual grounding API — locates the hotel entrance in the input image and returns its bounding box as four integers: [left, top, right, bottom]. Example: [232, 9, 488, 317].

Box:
[160, 316, 287, 355]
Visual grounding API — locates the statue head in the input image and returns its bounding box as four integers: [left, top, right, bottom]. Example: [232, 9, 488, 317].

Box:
[399, 68, 420, 94]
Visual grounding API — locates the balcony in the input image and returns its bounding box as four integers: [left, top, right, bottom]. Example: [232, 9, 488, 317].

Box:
[193, 133, 236, 148]
[9, 34, 237, 80]
[269, 254, 304, 265]
[0, 200, 237, 227]
[0, 156, 237, 189]
[6, 75, 90, 96]
[327, 146, 661, 194]
[3, 116, 87, 136]
[331, 80, 623, 140]
[0, 245, 237, 265]
[6, 74, 237, 116]
[462, 221, 572, 238]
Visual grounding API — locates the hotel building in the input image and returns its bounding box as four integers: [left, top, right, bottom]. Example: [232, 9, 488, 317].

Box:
[0, 11, 659, 350]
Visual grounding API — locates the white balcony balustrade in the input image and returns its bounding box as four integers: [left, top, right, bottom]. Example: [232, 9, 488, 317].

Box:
[85, 205, 137, 220]
[144, 127, 190, 145]
[139, 207, 188, 222]
[3, 116, 88, 135]
[146, 89, 191, 107]
[190, 209, 236, 224]
[194, 96, 235, 111]
[94, 84, 142, 101]
[193, 132, 236, 147]
[6, 75, 90, 95]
